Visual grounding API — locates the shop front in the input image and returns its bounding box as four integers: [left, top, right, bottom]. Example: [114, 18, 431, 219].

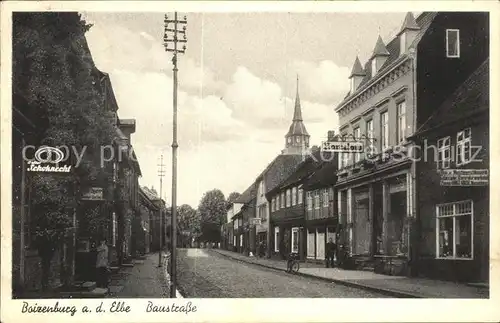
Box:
[336, 161, 413, 276]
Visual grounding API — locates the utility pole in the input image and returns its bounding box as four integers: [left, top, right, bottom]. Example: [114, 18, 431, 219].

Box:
[163, 12, 187, 298]
[157, 154, 166, 267]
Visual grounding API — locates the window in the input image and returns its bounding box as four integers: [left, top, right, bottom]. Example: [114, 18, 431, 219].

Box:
[436, 200, 473, 259]
[298, 188, 303, 204]
[371, 59, 377, 76]
[366, 119, 375, 156]
[350, 78, 356, 92]
[281, 192, 285, 208]
[437, 136, 451, 169]
[456, 128, 472, 166]
[314, 191, 320, 210]
[323, 189, 329, 207]
[291, 227, 299, 253]
[287, 137, 292, 144]
[381, 111, 389, 151]
[296, 137, 300, 143]
[233, 236, 236, 246]
[240, 234, 243, 247]
[397, 101, 406, 144]
[287, 189, 292, 207]
[353, 127, 361, 163]
[271, 198, 275, 212]
[292, 187, 297, 205]
[274, 227, 280, 252]
[306, 192, 312, 211]
[446, 29, 460, 58]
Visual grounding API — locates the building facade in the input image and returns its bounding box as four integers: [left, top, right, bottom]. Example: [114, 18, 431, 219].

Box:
[302, 141, 338, 263]
[409, 60, 489, 283]
[334, 12, 489, 277]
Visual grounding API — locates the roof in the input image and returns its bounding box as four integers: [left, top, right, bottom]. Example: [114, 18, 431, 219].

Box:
[370, 35, 390, 59]
[141, 186, 160, 201]
[269, 149, 328, 196]
[302, 158, 338, 191]
[398, 12, 420, 34]
[233, 183, 257, 204]
[411, 59, 489, 137]
[336, 12, 438, 110]
[349, 56, 366, 78]
[262, 153, 304, 194]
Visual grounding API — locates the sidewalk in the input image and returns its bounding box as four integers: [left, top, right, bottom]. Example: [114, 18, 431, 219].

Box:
[213, 249, 488, 298]
[108, 251, 183, 298]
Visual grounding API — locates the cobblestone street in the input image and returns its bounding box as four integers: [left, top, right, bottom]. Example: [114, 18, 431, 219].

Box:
[176, 248, 389, 298]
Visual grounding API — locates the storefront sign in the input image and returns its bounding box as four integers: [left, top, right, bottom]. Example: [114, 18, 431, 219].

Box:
[250, 218, 261, 225]
[321, 141, 364, 153]
[27, 146, 72, 173]
[439, 169, 489, 186]
[81, 187, 104, 200]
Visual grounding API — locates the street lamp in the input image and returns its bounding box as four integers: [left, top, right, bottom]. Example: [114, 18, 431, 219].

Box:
[163, 12, 187, 299]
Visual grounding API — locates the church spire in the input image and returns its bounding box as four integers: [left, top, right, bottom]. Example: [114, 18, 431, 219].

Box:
[293, 75, 303, 121]
[283, 74, 310, 155]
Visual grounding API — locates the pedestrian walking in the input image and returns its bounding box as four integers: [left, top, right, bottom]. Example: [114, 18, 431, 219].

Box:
[96, 238, 109, 288]
[325, 237, 337, 268]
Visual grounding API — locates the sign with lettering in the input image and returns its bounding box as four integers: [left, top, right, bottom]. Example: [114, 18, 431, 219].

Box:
[27, 146, 72, 173]
[250, 218, 261, 225]
[439, 169, 489, 186]
[321, 141, 364, 153]
[81, 187, 104, 200]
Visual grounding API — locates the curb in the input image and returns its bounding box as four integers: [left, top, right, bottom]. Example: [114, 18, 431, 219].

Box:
[212, 250, 423, 298]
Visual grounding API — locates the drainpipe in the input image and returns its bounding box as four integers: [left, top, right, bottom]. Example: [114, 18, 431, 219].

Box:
[409, 47, 419, 277]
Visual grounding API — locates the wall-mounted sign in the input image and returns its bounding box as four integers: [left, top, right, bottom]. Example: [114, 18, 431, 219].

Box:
[250, 218, 262, 225]
[27, 146, 72, 173]
[321, 141, 364, 153]
[439, 169, 489, 186]
[81, 187, 104, 200]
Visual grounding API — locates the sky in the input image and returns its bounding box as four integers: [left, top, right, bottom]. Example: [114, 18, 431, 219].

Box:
[82, 11, 410, 208]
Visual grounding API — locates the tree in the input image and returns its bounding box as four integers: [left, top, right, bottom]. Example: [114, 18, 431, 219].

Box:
[198, 189, 226, 243]
[13, 13, 116, 290]
[177, 204, 200, 247]
[227, 192, 241, 205]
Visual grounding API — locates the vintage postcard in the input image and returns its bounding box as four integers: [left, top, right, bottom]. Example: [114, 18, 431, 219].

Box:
[1, 1, 499, 322]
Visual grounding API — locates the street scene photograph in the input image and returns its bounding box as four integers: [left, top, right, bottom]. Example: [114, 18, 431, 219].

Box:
[8, 8, 491, 302]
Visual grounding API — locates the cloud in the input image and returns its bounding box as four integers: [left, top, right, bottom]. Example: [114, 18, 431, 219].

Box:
[292, 60, 350, 104]
[84, 19, 341, 206]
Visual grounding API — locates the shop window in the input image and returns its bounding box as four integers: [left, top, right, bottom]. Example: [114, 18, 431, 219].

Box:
[437, 136, 451, 169]
[456, 128, 471, 166]
[436, 200, 473, 259]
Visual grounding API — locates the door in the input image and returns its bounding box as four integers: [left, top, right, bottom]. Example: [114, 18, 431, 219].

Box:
[316, 228, 325, 260]
[307, 229, 316, 259]
[291, 227, 299, 253]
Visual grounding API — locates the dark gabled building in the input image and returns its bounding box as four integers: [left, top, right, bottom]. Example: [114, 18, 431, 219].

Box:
[302, 143, 338, 263]
[409, 59, 489, 283]
[267, 148, 329, 260]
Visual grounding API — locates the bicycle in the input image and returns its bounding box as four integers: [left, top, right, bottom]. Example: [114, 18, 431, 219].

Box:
[286, 252, 300, 274]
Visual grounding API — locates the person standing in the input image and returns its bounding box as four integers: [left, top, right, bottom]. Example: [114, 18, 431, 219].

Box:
[96, 238, 109, 288]
[325, 237, 337, 268]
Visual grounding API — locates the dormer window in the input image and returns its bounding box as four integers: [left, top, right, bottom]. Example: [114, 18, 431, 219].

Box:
[446, 29, 460, 58]
[400, 32, 406, 55]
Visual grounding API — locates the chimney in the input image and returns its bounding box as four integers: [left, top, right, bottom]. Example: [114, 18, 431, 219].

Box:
[370, 36, 390, 76]
[349, 56, 366, 92]
[327, 130, 336, 141]
[397, 12, 420, 55]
